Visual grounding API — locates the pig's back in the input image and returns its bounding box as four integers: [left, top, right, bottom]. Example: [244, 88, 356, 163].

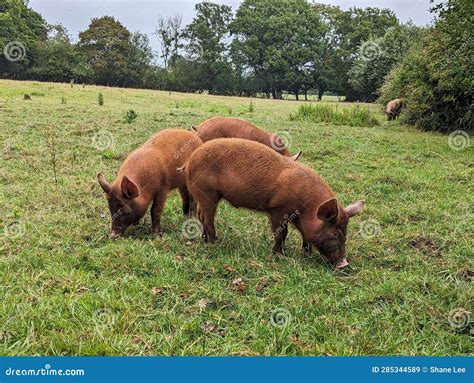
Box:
[187, 138, 311, 210]
[120, 129, 201, 190]
[197, 117, 272, 146]
[144, 129, 198, 153]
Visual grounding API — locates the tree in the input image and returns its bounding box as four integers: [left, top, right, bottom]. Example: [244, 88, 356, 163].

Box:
[379, 0, 473, 132]
[349, 23, 423, 101]
[126, 32, 154, 87]
[29, 24, 92, 83]
[0, 0, 48, 78]
[183, 2, 233, 94]
[313, 5, 399, 100]
[155, 14, 183, 69]
[78, 16, 132, 86]
[232, 0, 325, 99]
[310, 3, 346, 99]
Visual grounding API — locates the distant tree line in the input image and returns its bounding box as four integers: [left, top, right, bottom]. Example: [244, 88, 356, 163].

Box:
[1, 0, 419, 100]
[0, 0, 471, 132]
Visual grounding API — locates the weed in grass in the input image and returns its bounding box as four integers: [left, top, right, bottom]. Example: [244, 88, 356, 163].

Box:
[125, 109, 138, 123]
[23, 93, 31, 100]
[98, 92, 104, 106]
[248, 100, 255, 113]
[100, 150, 122, 160]
[290, 103, 380, 127]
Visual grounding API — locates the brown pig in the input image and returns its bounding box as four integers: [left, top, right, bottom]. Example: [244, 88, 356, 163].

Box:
[192, 117, 302, 160]
[97, 129, 202, 237]
[385, 98, 403, 120]
[182, 139, 364, 268]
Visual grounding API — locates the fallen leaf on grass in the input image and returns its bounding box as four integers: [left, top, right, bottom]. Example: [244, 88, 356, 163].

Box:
[201, 322, 216, 333]
[197, 298, 209, 311]
[200, 322, 226, 337]
[255, 278, 270, 292]
[231, 277, 246, 292]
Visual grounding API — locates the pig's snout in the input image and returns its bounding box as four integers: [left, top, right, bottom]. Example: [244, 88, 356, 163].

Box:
[336, 257, 349, 269]
[109, 226, 125, 238]
[109, 231, 121, 239]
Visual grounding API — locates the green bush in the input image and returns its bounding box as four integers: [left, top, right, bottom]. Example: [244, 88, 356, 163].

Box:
[248, 100, 254, 113]
[124, 109, 138, 123]
[379, 0, 473, 132]
[290, 103, 380, 127]
[98, 93, 104, 106]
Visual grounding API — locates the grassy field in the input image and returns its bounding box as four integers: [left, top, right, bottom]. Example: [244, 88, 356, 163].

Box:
[0, 80, 472, 356]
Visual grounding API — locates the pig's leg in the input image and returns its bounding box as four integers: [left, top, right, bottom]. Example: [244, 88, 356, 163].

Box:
[195, 192, 219, 242]
[151, 192, 167, 236]
[189, 185, 219, 242]
[199, 202, 217, 243]
[293, 219, 311, 256]
[178, 186, 192, 216]
[270, 214, 288, 255]
[302, 241, 312, 257]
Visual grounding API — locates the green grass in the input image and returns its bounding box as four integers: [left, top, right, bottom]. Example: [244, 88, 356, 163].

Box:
[0, 80, 472, 356]
[290, 103, 381, 127]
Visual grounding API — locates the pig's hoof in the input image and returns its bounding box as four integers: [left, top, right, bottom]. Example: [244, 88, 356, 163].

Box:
[202, 233, 217, 243]
[152, 230, 164, 237]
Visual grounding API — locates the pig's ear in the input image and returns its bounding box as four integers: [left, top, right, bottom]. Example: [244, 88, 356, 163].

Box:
[290, 151, 302, 161]
[345, 200, 364, 218]
[317, 198, 339, 223]
[97, 173, 111, 194]
[121, 176, 139, 200]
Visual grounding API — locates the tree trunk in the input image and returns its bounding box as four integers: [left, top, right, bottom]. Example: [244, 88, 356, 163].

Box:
[318, 88, 324, 101]
[304, 90, 308, 101]
[295, 90, 299, 101]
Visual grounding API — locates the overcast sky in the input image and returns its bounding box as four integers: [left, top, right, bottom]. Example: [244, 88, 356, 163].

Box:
[29, 0, 436, 58]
